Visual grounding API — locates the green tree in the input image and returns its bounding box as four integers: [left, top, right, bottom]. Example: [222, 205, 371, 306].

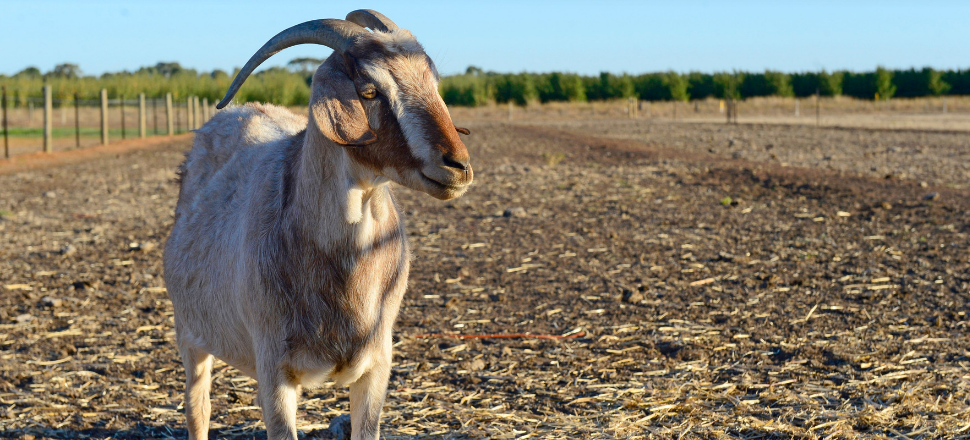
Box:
[15, 66, 41, 78]
[494, 73, 537, 105]
[942, 69, 970, 95]
[686, 72, 715, 99]
[49, 63, 82, 78]
[740, 70, 791, 98]
[536, 72, 585, 103]
[664, 71, 689, 102]
[927, 68, 951, 96]
[840, 71, 872, 99]
[765, 70, 793, 97]
[874, 66, 895, 100]
[819, 71, 843, 96]
[155, 62, 183, 78]
[287, 57, 325, 73]
[598, 72, 635, 99]
[714, 72, 741, 99]
[633, 73, 667, 101]
[440, 71, 491, 106]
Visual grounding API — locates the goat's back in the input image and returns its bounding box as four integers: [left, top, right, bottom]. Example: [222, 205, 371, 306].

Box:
[177, 103, 307, 207]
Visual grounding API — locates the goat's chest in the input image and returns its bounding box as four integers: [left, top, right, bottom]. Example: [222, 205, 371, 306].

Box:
[278, 226, 410, 368]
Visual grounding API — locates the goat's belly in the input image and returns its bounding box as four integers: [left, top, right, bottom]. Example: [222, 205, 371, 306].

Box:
[297, 365, 337, 389]
[177, 311, 257, 373]
[291, 349, 377, 389]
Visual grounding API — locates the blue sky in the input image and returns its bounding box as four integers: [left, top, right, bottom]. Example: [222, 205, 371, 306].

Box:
[3, 1, 969, 76]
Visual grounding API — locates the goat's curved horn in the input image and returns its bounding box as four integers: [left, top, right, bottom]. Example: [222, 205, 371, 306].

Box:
[346, 9, 399, 32]
[217, 19, 365, 109]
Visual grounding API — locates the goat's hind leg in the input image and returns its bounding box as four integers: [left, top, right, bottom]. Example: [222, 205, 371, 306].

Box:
[180, 341, 214, 440]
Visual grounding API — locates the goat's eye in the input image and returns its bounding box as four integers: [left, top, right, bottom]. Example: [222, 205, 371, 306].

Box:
[360, 88, 378, 99]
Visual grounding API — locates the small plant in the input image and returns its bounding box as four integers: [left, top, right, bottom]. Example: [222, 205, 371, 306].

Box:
[0, 209, 12, 218]
[543, 152, 565, 167]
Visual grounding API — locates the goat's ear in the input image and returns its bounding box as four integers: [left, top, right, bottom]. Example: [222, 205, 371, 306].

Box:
[309, 65, 377, 146]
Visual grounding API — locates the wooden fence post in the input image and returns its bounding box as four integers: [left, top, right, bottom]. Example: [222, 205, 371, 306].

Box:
[195, 96, 201, 128]
[74, 93, 80, 148]
[2, 86, 8, 159]
[815, 88, 820, 128]
[202, 97, 209, 124]
[44, 85, 52, 153]
[120, 95, 126, 140]
[187, 96, 194, 130]
[138, 93, 146, 138]
[186, 96, 194, 130]
[100, 89, 109, 145]
[165, 93, 174, 135]
[153, 97, 158, 135]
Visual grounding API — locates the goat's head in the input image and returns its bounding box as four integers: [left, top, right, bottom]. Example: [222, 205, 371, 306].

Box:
[217, 10, 472, 200]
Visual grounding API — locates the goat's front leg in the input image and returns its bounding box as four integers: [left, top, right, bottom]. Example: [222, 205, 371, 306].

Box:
[349, 351, 391, 440]
[179, 342, 214, 440]
[256, 356, 300, 440]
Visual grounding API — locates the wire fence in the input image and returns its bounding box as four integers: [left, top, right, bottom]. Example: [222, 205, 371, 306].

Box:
[1, 86, 215, 159]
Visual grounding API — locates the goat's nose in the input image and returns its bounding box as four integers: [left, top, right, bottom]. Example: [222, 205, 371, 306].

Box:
[442, 153, 470, 171]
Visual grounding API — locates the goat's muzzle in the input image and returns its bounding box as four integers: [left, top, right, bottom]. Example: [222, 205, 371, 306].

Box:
[417, 138, 473, 200]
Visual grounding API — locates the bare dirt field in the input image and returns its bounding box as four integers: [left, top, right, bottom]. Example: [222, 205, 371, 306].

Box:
[1, 118, 969, 439]
[450, 97, 970, 132]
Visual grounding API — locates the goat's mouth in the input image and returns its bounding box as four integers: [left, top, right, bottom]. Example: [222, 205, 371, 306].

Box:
[418, 171, 471, 200]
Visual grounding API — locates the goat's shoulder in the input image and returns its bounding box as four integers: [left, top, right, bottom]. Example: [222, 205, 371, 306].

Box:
[191, 102, 306, 164]
[177, 103, 307, 202]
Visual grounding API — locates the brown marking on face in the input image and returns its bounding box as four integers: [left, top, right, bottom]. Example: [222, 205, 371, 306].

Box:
[343, 50, 470, 180]
[390, 55, 470, 165]
[309, 34, 471, 199]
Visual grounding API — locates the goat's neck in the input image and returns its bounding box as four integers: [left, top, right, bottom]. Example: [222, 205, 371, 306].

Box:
[290, 130, 393, 250]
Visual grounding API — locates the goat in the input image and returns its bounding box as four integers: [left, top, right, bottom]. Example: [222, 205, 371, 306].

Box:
[163, 10, 472, 440]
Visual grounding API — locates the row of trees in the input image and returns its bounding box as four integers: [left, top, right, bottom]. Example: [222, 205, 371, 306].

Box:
[0, 62, 312, 107]
[3, 62, 969, 108]
[442, 66, 970, 106]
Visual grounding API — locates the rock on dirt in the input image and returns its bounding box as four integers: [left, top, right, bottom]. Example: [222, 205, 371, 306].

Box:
[40, 296, 62, 308]
[621, 288, 644, 304]
[14, 313, 33, 323]
[327, 414, 352, 440]
[503, 207, 527, 217]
